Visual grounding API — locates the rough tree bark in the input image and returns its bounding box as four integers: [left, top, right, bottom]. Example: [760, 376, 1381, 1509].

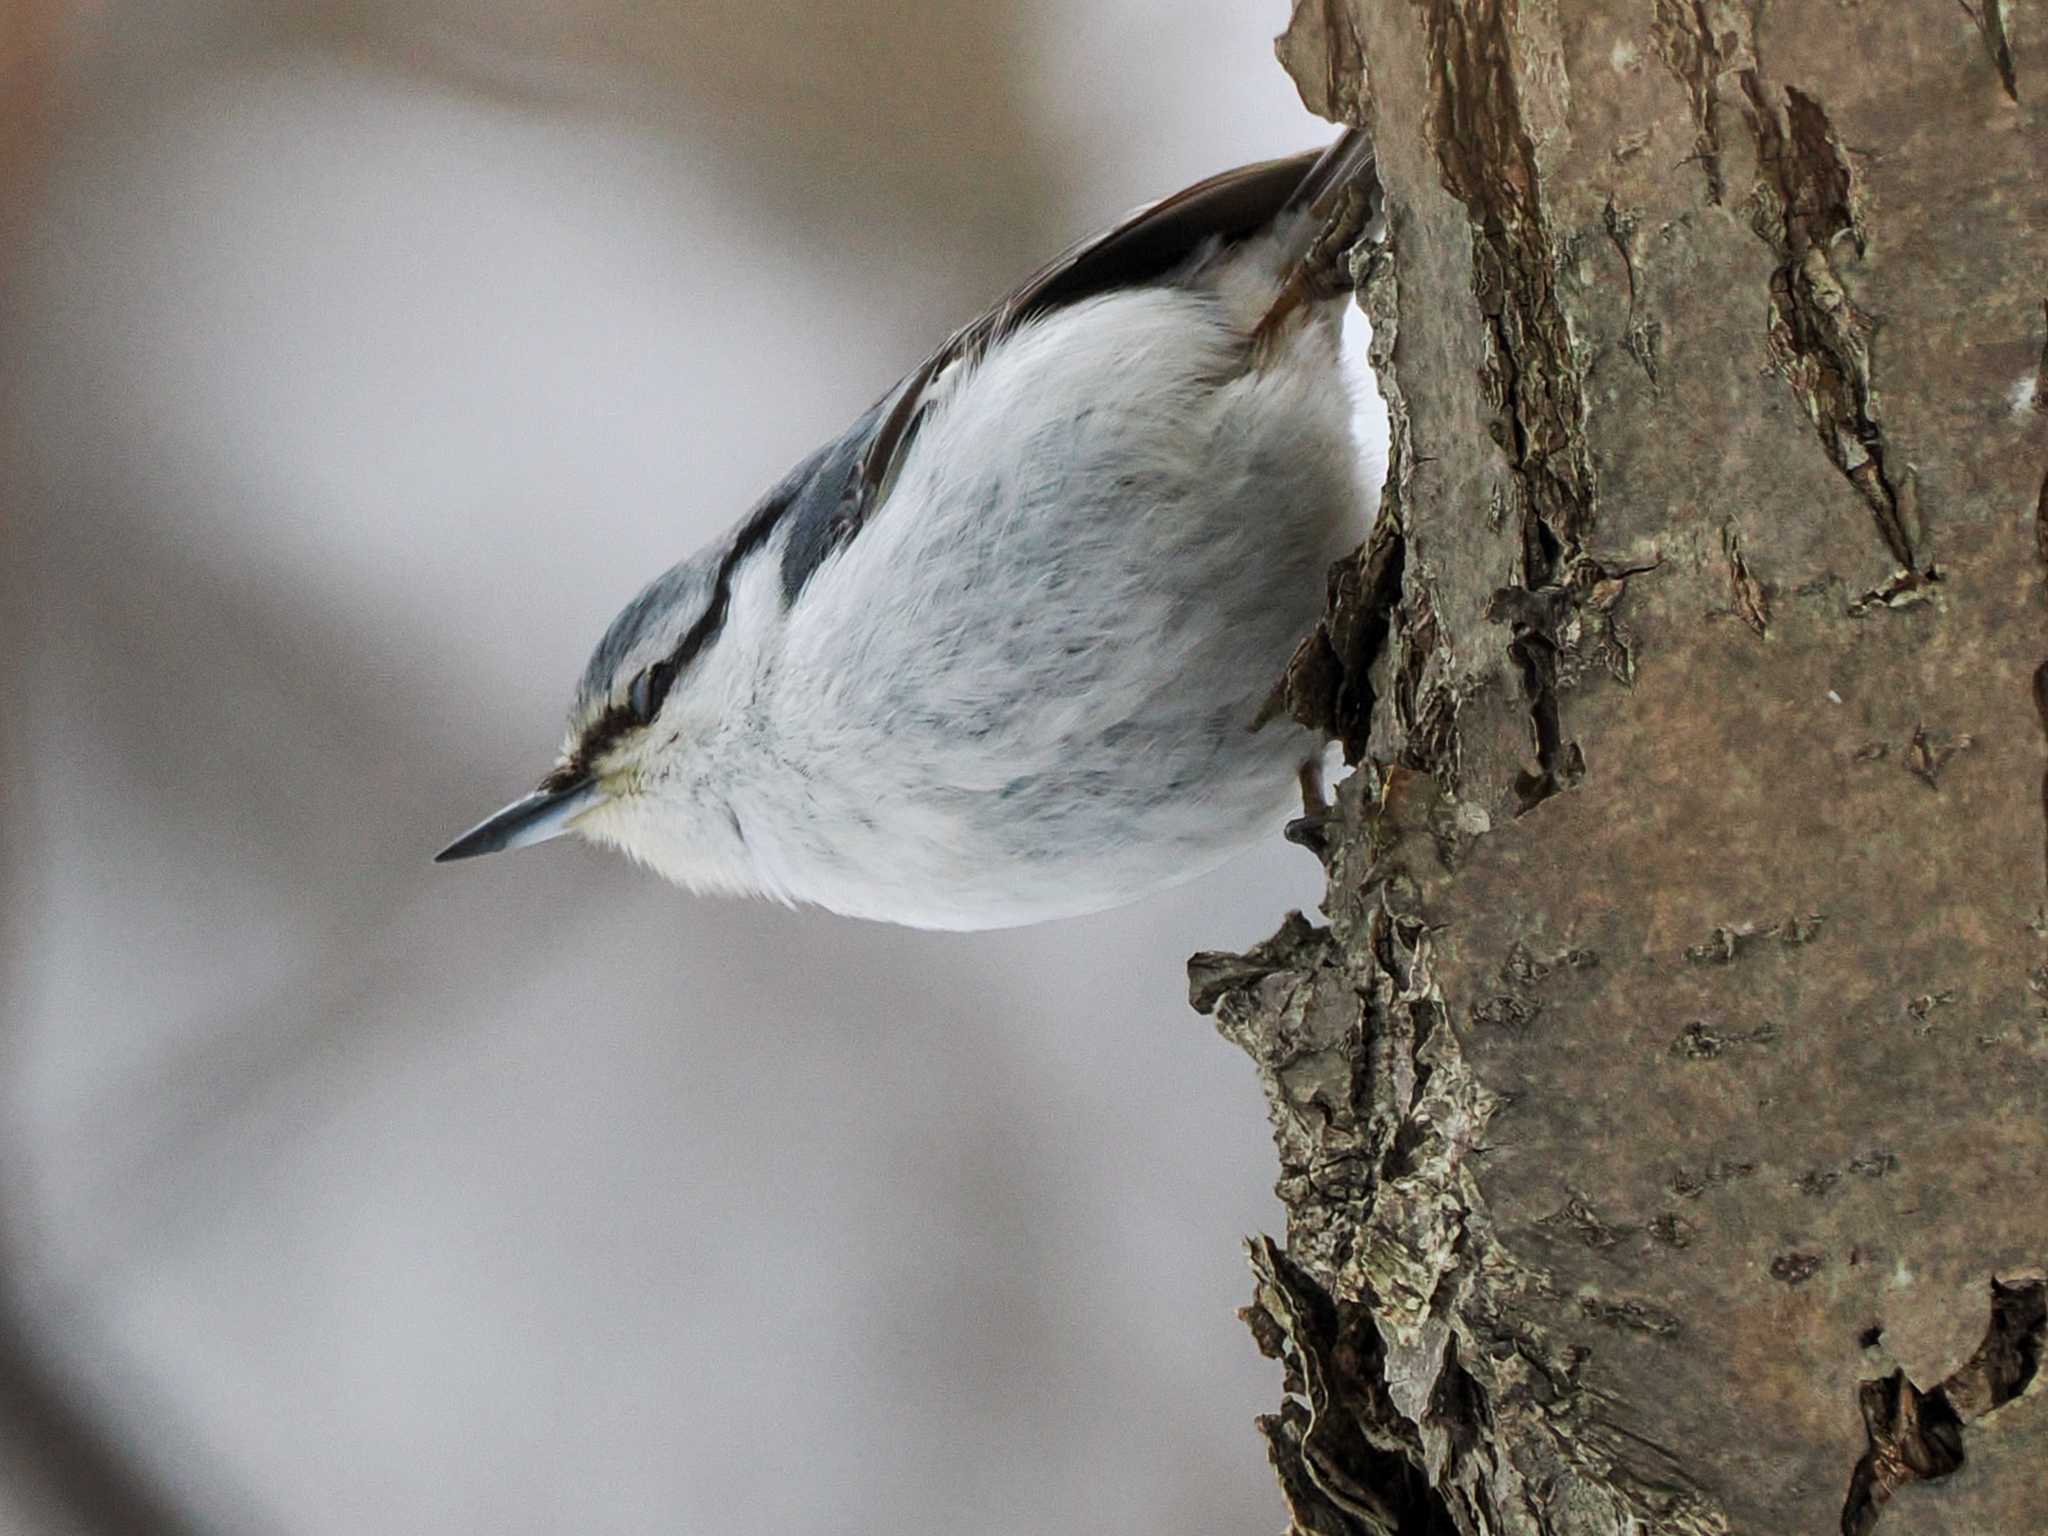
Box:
[1193, 3, 2047, 1532]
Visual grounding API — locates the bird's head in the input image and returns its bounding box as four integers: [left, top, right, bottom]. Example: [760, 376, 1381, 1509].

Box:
[434, 534, 765, 876]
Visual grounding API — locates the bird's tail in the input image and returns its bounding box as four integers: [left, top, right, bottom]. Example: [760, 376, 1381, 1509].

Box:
[1290, 126, 1381, 230]
[1255, 127, 1383, 340]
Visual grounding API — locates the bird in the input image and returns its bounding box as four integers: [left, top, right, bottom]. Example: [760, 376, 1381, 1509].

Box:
[436, 129, 1384, 930]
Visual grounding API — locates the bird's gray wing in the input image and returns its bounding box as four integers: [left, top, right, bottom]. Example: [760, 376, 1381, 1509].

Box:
[850, 133, 1371, 527]
[769, 130, 1376, 606]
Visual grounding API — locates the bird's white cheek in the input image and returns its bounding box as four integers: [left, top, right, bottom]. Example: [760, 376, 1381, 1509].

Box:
[572, 792, 646, 853]
[576, 794, 683, 879]
[568, 778, 763, 901]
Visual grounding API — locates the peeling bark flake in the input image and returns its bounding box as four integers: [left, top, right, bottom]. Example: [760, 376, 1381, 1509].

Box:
[1242, 1237, 1468, 1534]
[1275, 0, 1373, 126]
[1740, 79, 1932, 583]
[1723, 524, 1771, 636]
[1268, 505, 1407, 766]
[1903, 724, 1974, 790]
[1959, 0, 2021, 103]
[1197, 791, 1732, 1534]
[1650, 0, 1749, 203]
[1602, 198, 1661, 383]
[1841, 1278, 2045, 1534]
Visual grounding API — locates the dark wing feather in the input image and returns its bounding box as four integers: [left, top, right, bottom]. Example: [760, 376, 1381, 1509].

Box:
[849, 136, 1360, 523]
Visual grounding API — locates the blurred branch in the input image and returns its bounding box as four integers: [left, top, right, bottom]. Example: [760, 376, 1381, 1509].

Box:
[0, 1305, 200, 1536]
[3, 12, 196, 1527]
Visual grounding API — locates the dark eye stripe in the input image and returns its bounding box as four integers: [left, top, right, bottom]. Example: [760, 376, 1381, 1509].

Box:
[552, 481, 800, 788]
[553, 395, 894, 793]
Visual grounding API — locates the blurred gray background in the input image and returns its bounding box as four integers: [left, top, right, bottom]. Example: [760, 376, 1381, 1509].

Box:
[1, 4, 1384, 1530]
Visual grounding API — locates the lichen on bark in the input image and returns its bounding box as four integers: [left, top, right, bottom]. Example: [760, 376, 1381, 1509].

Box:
[1203, 2, 2048, 1532]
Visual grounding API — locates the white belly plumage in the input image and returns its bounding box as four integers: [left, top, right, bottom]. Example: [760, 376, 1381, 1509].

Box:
[626, 280, 1374, 929]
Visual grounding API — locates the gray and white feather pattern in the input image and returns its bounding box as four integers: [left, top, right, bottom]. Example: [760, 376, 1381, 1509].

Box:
[439, 135, 1384, 930]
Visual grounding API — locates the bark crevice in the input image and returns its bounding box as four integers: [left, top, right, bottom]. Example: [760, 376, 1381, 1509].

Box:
[1841, 1278, 2046, 1535]
[1415, 0, 1596, 814]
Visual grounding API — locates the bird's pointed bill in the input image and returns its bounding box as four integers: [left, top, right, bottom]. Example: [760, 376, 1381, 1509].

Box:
[435, 777, 605, 863]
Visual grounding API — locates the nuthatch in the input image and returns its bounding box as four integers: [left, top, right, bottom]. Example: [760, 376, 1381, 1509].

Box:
[438, 130, 1383, 929]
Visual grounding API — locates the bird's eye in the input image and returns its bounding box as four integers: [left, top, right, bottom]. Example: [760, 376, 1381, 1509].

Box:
[626, 661, 670, 724]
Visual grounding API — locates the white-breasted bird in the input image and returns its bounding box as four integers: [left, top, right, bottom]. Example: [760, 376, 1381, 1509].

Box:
[437, 130, 1383, 929]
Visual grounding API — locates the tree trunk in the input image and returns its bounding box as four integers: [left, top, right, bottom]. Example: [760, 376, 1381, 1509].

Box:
[1193, 3, 2048, 1532]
